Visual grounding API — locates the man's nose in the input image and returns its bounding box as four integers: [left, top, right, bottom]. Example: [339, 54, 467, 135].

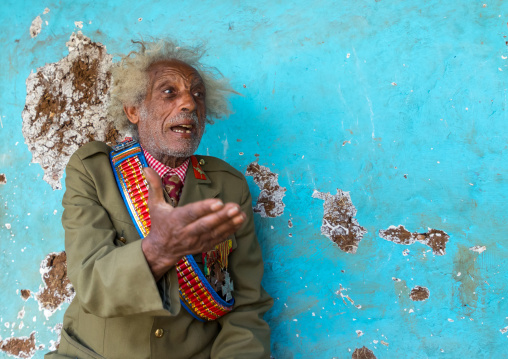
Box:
[179, 91, 197, 113]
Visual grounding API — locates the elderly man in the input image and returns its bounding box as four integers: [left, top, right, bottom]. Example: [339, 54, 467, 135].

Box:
[46, 40, 273, 359]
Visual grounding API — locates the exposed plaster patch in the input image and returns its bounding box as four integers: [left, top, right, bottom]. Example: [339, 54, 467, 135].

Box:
[0, 174, 6, 184]
[352, 346, 377, 359]
[245, 162, 286, 218]
[500, 326, 508, 334]
[288, 219, 293, 228]
[378, 225, 449, 255]
[356, 330, 364, 337]
[43, 8, 50, 14]
[409, 286, 430, 301]
[5, 223, 11, 230]
[313, 189, 367, 254]
[35, 252, 75, 319]
[29, 16, 42, 38]
[74, 21, 83, 29]
[17, 308, 25, 319]
[48, 323, 63, 351]
[22, 32, 124, 190]
[20, 290, 31, 301]
[469, 245, 486, 254]
[0, 332, 36, 359]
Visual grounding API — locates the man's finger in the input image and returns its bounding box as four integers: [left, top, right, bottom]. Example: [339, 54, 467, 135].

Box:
[183, 203, 245, 237]
[174, 198, 226, 226]
[143, 167, 166, 205]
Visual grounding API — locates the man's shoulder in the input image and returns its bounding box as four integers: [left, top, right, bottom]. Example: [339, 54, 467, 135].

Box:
[72, 141, 113, 161]
[194, 155, 244, 181]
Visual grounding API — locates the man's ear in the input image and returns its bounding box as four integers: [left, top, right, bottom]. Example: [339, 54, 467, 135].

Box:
[124, 105, 140, 124]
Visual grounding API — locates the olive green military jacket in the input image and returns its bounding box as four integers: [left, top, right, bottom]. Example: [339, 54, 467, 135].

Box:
[46, 141, 273, 359]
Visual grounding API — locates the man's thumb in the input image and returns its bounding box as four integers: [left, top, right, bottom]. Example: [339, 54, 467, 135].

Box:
[143, 167, 165, 205]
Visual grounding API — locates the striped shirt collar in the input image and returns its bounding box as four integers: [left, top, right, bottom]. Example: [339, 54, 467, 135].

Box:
[143, 149, 190, 184]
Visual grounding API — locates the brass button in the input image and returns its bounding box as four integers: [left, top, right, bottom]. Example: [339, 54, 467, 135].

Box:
[154, 328, 164, 338]
[199, 159, 205, 166]
[119, 237, 126, 243]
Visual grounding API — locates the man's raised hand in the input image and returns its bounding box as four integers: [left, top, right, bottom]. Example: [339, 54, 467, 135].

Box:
[141, 167, 246, 281]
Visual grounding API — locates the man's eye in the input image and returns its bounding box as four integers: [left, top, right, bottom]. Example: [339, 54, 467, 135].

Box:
[163, 88, 174, 94]
[193, 91, 204, 98]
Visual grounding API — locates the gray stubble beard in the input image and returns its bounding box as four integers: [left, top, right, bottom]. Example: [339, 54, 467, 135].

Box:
[137, 105, 204, 160]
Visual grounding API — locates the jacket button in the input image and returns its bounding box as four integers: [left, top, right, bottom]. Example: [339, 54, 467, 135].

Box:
[119, 237, 126, 243]
[154, 328, 164, 338]
[199, 159, 205, 166]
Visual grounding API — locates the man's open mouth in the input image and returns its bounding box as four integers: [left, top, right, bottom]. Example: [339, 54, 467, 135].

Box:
[170, 124, 193, 134]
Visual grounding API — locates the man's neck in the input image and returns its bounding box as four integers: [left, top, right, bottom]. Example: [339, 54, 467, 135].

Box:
[156, 153, 188, 169]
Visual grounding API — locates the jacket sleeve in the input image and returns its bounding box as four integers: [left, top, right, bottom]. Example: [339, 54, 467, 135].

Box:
[210, 177, 274, 359]
[62, 147, 178, 318]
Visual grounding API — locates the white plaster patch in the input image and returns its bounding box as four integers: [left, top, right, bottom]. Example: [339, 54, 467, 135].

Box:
[469, 245, 486, 254]
[17, 308, 24, 319]
[500, 326, 508, 334]
[245, 162, 286, 218]
[5, 223, 11, 230]
[49, 323, 63, 351]
[43, 8, 50, 14]
[312, 189, 367, 254]
[356, 330, 363, 337]
[74, 21, 83, 29]
[30, 16, 42, 38]
[22, 32, 124, 189]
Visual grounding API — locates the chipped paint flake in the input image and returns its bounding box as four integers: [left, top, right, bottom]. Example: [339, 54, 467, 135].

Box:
[409, 286, 430, 301]
[20, 290, 31, 301]
[30, 16, 42, 38]
[0, 332, 36, 359]
[74, 21, 83, 29]
[0, 173, 6, 184]
[43, 8, 50, 14]
[17, 308, 25, 319]
[245, 162, 286, 218]
[469, 245, 486, 254]
[378, 225, 449, 255]
[500, 326, 508, 334]
[313, 189, 367, 253]
[352, 346, 377, 359]
[35, 252, 75, 319]
[22, 32, 124, 189]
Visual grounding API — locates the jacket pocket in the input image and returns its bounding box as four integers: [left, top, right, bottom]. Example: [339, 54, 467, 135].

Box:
[59, 329, 105, 359]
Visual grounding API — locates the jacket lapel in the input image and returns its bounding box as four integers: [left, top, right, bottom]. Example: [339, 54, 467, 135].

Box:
[178, 158, 219, 206]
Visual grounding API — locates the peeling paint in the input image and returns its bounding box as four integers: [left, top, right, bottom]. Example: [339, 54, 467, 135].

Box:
[22, 32, 124, 190]
[351, 346, 377, 359]
[409, 286, 430, 301]
[378, 225, 449, 255]
[0, 332, 36, 359]
[312, 189, 367, 254]
[29, 16, 42, 38]
[48, 323, 63, 351]
[20, 290, 30, 301]
[0, 174, 6, 184]
[336, 284, 361, 309]
[469, 245, 486, 254]
[245, 162, 286, 218]
[35, 252, 74, 319]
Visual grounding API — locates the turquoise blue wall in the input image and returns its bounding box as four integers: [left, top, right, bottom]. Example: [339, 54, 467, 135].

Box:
[1, 1, 507, 357]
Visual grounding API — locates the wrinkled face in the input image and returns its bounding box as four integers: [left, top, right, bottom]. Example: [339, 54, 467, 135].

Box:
[134, 59, 206, 159]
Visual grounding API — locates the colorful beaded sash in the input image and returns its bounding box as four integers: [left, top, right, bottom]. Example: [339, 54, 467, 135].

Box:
[110, 139, 234, 321]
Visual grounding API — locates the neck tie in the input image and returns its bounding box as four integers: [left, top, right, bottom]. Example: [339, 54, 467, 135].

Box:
[161, 173, 183, 207]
